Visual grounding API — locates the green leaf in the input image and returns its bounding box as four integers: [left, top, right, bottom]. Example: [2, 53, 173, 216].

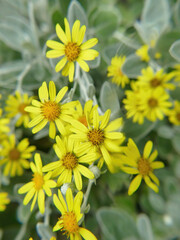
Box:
[174, 0, 180, 26]
[100, 81, 120, 115]
[157, 136, 173, 157]
[135, 0, 170, 44]
[17, 204, 31, 223]
[88, 55, 101, 69]
[148, 192, 166, 214]
[172, 134, 180, 154]
[169, 40, 180, 62]
[90, 8, 120, 40]
[157, 125, 174, 139]
[137, 214, 154, 240]
[67, 0, 88, 27]
[36, 223, 55, 240]
[122, 54, 148, 78]
[155, 31, 180, 66]
[122, 118, 156, 141]
[97, 208, 139, 240]
[0, 60, 26, 76]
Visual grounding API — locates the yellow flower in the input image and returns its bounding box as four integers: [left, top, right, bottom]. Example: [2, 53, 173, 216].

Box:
[42, 135, 96, 190]
[136, 45, 150, 62]
[123, 82, 145, 124]
[138, 87, 172, 122]
[18, 153, 56, 214]
[0, 192, 10, 211]
[70, 109, 124, 172]
[137, 67, 175, 90]
[25, 81, 77, 139]
[46, 18, 99, 82]
[121, 138, 164, 195]
[53, 188, 97, 240]
[107, 56, 130, 87]
[5, 91, 34, 128]
[168, 101, 180, 125]
[0, 135, 36, 177]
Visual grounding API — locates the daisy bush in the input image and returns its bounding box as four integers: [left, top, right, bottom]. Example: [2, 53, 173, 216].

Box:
[0, 0, 180, 240]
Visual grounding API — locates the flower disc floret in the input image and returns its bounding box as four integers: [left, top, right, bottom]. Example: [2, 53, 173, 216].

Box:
[41, 101, 60, 121]
[62, 152, 78, 169]
[61, 211, 79, 234]
[9, 148, 20, 161]
[87, 129, 104, 146]
[65, 42, 80, 62]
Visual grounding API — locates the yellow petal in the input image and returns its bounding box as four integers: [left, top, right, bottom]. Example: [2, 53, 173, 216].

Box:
[77, 25, 86, 45]
[46, 40, 65, 50]
[49, 121, 56, 139]
[66, 188, 74, 211]
[56, 23, 68, 44]
[77, 59, 89, 72]
[81, 38, 98, 50]
[143, 141, 153, 159]
[46, 50, 65, 58]
[55, 86, 68, 103]
[38, 189, 45, 214]
[72, 20, 80, 43]
[144, 175, 159, 193]
[55, 57, 67, 72]
[128, 175, 142, 195]
[79, 227, 97, 240]
[64, 18, 71, 42]
[69, 62, 75, 82]
[49, 81, 56, 101]
[73, 168, 82, 190]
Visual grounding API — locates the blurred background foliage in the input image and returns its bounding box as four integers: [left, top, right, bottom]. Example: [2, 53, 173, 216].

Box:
[0, 0, 180, 240]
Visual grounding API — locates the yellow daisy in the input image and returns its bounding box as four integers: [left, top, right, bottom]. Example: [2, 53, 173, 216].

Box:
[0, 192, 10, 211]
[0, 134, 36, 177]
[121, 138, 164, 195]
[137, 67, 175, 90]
[46, 18, 99, 82]
[138, 87, 172, 122]
[53, 188, 97, 240]
[25, 81, 77, 139]
[70, 108, 124, 172]
[18, 153, 57, 214]
[168, 101, 180, 125]
[107, 56, 130, 87]
[123, 82, 145, 124]
[42, 135, 96, 190]
[136, 45, 150, 62]
[5, 91, 34, 128]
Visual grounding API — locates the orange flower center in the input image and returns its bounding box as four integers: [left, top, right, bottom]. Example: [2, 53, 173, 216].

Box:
[32, 172, 44, 190]
[9, 148, 20, 161]
[150, 78, 161, 88]
[18, 103, 28, 115]
[87, 129, 104, 146]
[62, 153, 78, 169]
[176, 112, 180, 121]
[148, 98, 158, 108]
[138, 158, 151, 176]
[65, 42, 80, 62]
[41, 101, 60, 121]
[78, 115, 88, 127]
[61, 211, 79, 235]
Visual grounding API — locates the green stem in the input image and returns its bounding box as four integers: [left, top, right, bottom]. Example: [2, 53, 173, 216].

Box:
[81, 179, 94, 212]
